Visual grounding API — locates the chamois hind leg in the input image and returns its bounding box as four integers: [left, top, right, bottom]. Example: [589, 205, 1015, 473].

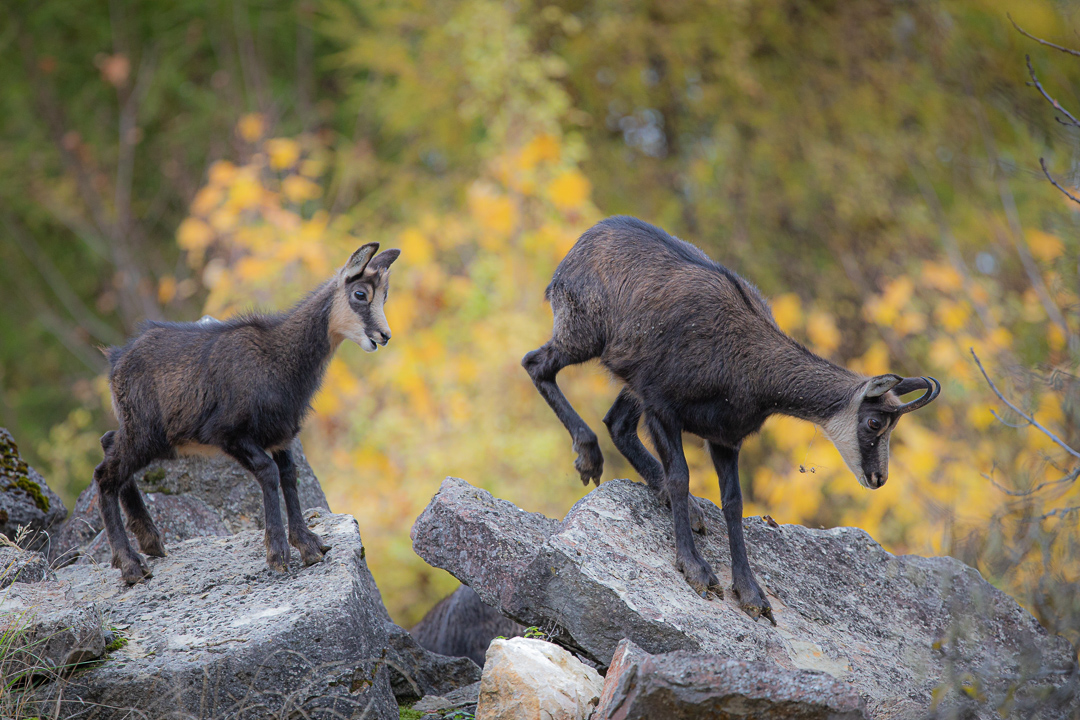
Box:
[522, 341, 604, 485]
[604, 388, 706, 533]
[274, 448, 330, 566]
[225, 439, 290, 573]
[94, 432, 154, 584]
[645, 413, 720, 597]
[119, 480, 165, 557]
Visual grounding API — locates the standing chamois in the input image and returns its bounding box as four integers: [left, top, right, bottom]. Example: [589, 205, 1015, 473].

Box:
[523, 217, 939, 623]
[96, 243, 400, 584]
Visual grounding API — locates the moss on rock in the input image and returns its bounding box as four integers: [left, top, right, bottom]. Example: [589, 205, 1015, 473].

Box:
[0, 429, 49, 512]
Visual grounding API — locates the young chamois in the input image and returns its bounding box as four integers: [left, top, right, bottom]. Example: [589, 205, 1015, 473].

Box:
[523, 217, 939, 623]
[96, 243, 400, 584]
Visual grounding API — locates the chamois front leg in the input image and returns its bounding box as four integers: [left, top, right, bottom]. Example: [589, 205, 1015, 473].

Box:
[646, 414, 720, 596]
[226, 440, 290, 573]
[274, 448, 331, 566]
[522, 342, 603, 485]
[708, 442, 774, 625]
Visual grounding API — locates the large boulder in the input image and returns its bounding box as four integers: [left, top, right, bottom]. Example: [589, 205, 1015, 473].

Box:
[594, 638, 867, 720]
[475, 637, 603, 720]
[0, 427, 67, 552]
[411, 585, 523, 667]
[27, 510, 397, 720]
[412, 477, 1079, 720]
[51, 438, 329, 566]
[0, 580, 106, 681]
[0, 544, 54, 587]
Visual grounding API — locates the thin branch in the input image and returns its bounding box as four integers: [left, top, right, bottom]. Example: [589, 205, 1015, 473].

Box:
[1040, 158, 1080, 206]
[1009, 14, 1080, 58]
[1025, 55, 1080, 128]
[990, 409, 1030, 429]
[971, 348, 1080, 462]
[1039, 505, 1080, 521]
[983, 467, 1080, 498]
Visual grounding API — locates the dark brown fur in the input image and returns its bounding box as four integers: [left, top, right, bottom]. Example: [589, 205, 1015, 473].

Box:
[95, 245, 399, 584]
[523, 216, 939, 622]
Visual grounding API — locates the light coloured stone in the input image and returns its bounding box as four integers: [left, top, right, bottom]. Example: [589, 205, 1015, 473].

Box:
[476, 637, 602, 720]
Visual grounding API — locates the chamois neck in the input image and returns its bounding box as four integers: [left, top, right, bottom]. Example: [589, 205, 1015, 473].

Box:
[271, 280, 338, 388]
[760, 337, 864, 424]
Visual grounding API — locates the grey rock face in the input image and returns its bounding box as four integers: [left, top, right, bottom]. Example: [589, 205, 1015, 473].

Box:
[51, 438, 329, 566]
[0, 581, 106, 680]
[0, 427, 68, 552]
[411, 585, 523, 667]
[28, 510, 396, 720]
[594, 638, 867, 720]
[412, 477, 1079, 720]
[0, 545, 54, 587]
[386, 620, 482, 704]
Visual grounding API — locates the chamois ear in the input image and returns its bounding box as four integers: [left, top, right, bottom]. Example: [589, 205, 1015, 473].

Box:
[368, 248, 401, 273]
[343, 243, 379, 282]
[863, 374, 903, 399]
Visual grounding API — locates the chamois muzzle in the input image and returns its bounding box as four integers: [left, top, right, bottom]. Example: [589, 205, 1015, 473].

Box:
[895, 376, 940, 415]
[369, 331, 390, 347]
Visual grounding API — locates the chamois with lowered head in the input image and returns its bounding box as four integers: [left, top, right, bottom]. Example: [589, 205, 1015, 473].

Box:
[522, 216, 939, 623]
[96, 243, 400, 584]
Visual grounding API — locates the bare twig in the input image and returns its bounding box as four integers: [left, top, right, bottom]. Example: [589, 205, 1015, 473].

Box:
[1009, 14, 1080, 58]
[1040, 158, 1080, 206]
[971, 349, 1080, 462]
[1025, 55, 1080, 128]
[983, 467, 1080, 498]
[1040, 505, 1080, 521]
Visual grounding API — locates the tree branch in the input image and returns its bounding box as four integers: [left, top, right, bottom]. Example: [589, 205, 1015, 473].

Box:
[1009, 14, 1080, 58]
[1040, 158, 1080, 206]
[971, 348, 1080, 462]
[1025, 55, 1080, 128]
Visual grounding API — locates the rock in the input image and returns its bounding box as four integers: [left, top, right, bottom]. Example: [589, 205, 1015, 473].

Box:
[0, 545, 54, 587]
[0, 427, 67, 553]
[411, 680, 481, 717]
[0, 581, 105, 680]
[411, 585, 523, 666]
[27, 510, 396, 720]
[386, 619, 482, 704]
[475, 637, 603, 720]
[412, 477, 1080, 720]
[594, 638, 867, 719]
[51, 437, 329, 566]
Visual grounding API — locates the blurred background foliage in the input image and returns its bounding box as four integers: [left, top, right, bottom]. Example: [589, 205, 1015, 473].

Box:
[1, 0, 1079, 637]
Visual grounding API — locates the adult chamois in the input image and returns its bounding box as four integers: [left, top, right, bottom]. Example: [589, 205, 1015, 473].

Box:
[522, 217, 939, 623]
[96, 243, 400, 584]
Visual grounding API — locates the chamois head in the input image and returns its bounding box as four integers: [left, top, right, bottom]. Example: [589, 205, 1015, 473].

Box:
[330, 243, 401, 352]
[822, 375, 940, 490]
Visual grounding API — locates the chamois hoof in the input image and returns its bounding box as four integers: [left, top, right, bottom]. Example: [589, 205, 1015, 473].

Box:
[266, 533, 292, 573]
[135, 530, 166, 558]
[732, 577, 776, 626]
[677, 555, 721, 597]
[573, 440, 604, 487]
[291, 530, 330, 566]
[113, 551, 153, 585]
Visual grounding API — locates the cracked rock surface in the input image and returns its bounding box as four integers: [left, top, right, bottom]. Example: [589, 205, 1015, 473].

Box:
[29, 510, 396, 720]
[412, 477, 1079, 720]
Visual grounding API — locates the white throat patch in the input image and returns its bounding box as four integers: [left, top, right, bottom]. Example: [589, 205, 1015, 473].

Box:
[820, 388, 870, 489]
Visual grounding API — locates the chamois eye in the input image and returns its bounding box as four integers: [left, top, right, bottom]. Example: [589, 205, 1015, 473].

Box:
[354, 290, 367, 302]
[867, 417, 882, 432]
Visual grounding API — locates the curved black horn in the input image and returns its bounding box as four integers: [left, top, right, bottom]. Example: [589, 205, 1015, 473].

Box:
[894, 376, 940, 414]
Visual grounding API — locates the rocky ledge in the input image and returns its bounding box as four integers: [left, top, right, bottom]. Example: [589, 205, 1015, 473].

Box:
[412, 477, 1079, 719]
[28, 510, 398, 720]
